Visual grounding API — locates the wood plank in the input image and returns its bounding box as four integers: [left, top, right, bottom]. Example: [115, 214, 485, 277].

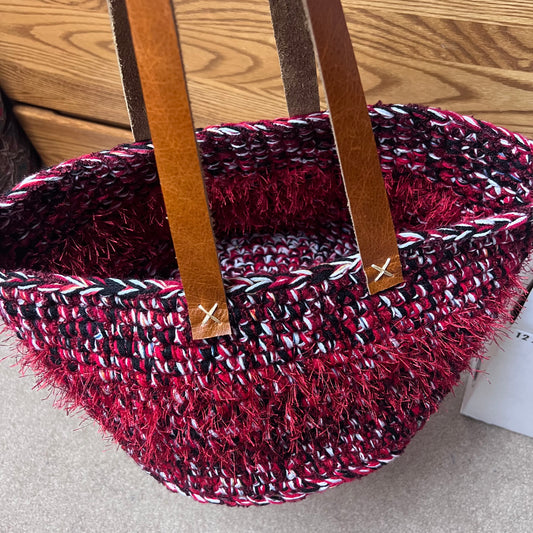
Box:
[352, 9, 533, 71]
[0, 0, 129, 126]
[1, 1, 533, 138]
[12, 104, 132, 167]
[357, 54, 533, 139]
[350, 10, 533, 138]
[351, 0, 533, 26]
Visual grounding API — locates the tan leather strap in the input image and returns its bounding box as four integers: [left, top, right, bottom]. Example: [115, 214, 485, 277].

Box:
[124, 0, 230, 339]
[303, 0, 403, 293]
[268, 0, 320, 116]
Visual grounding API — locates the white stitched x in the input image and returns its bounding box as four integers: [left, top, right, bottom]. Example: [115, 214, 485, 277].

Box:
[371, 258, 394, 282]
[199, 303, 222, 326]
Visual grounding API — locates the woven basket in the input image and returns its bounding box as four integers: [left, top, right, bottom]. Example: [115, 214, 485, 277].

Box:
[0, 104, 532, 505]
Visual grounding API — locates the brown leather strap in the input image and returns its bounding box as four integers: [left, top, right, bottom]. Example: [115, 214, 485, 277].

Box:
[268, 0, 320, 116]
[107, 0, 150, 141]
[303, 0, 404, 293]
[124, 0, 230, 339]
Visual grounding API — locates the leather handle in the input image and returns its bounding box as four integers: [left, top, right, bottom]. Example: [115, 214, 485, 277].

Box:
[303, 0, 403, 293]
[124, 0, 231, 340]
[268, 0, 321, 116]
[109, 0, 322, 137]
[107, 0, 150, 142]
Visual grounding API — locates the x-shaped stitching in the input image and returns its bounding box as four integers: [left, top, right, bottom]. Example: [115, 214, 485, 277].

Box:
[371, 258, 394, 282]
[198, 303, 222, 326]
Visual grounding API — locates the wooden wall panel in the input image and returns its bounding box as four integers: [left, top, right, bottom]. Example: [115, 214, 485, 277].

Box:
[0, 1, 130, 126]
[1, 0, 532, 136]
[351, 0, 533, 26]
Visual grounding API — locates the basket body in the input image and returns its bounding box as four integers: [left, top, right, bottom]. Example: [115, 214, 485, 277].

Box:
[0, 104, 531, 506]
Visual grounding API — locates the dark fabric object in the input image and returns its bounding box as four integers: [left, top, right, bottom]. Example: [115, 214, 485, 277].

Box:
[0, 91, 41, 193]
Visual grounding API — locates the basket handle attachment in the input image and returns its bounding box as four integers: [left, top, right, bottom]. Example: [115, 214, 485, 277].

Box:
[108, 0, 404, 340]
[303, 0, 403, 292]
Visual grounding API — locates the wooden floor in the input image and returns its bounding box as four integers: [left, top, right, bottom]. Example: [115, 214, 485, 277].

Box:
[1, 0, 533, 164]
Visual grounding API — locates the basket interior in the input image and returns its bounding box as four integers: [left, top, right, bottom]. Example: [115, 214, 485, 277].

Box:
[0, 108, 530, 282]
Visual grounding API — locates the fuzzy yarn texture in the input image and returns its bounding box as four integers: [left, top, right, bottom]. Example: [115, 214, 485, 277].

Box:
[0, 104, 532, 506]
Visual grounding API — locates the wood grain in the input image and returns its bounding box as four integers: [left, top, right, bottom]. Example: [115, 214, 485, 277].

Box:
[0, 0, 129, 125]
[1, 1, 533, 137]
[13, 104, 132, 167]
[351, 0, 533, 26]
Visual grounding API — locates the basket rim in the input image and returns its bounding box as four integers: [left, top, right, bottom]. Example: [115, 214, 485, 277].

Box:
[0, 104, 531, 298]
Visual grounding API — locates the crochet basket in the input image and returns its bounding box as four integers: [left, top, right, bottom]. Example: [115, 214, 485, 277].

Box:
[0, 103, 532, 505]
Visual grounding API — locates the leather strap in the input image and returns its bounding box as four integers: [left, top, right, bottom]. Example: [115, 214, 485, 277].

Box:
[303, 0, 404, 293]
[268, 0, 320, 116]
[124, 0, 230, 339]
[107, 0, 150, 141]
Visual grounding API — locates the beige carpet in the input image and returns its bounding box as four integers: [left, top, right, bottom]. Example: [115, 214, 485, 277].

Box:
[0, 331, 531, 533]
